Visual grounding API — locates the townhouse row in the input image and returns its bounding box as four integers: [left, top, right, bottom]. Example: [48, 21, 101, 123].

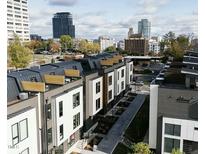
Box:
[7, 52, 133, 154]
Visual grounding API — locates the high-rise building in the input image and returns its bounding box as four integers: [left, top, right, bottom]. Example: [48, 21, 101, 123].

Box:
[138, 19, 151, 39]
[52, 12, 75, 39]
[128, 27, 134, 38]
[7, 0, 30, 42]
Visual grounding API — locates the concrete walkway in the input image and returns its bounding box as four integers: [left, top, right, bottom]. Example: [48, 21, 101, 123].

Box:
[97, 94, 146, 154]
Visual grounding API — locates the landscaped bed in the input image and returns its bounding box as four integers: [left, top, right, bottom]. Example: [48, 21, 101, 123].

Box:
[117, 101, 130, 108]
[115, 107, 126, 115]
[112, 143, 132, 154]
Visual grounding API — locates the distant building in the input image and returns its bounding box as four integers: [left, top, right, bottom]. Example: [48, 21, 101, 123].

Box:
[99, 36, 115, 52]
[125, 38, 149, 55]
[52, 12, 75, 39]
[117, 40, 125, 50]
[149, 39, 160, 55]
[30, 34, 42, 41]
[7, 0, 30, 42]
[138, 19, 151, 39]
[128, 27, 134, 38]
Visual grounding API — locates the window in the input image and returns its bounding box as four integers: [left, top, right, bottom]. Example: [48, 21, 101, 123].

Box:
[109, 76, 112, 85]
[7, 5, 12, 8]
[194, 127, 198, 131]
[121, 69, 124, 77]
[130, 64, 133, 71]
[117, 84, 119, 93]
[96, 82, 100, 94]
[73, 93, 80, 108]
[47, 104, 52, 120]
[108, 90, 112, 100]
[20, 148, 29, 154]
[72, 65, 77, 70]
[19, 119, 28, 141]
[73, 113, 80, 129]
[130, 75, 132, 82]
[12, 123, 19, 145]
[14, 7, 21, 10]
[59, 101, 63, 117]
[22, 1, 27, 4]
[59, 125, 63, 140]
[14, 0, 20, 2]
[96, 98, 101, 110]
[165, 123, 181, 136]
[47, 128, 52, 145]
[30, 76, 37, 82]
[118, 72, 119, 80]
[164, 137, 180, 153]
[49, 72, 55, 75]
[121, 81, 124, 90]
[22, 9, 27, 11]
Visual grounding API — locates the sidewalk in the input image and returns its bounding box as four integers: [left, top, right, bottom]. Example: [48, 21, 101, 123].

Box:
[97, 94, 146, 154]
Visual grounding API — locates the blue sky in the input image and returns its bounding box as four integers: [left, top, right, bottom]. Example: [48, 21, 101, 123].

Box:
[29, 0, 198, 40]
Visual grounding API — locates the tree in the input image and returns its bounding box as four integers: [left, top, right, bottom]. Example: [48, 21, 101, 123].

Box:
[131, 142, 152, 154]
[78, 40, 100, 54]
[171, 148, 183, 154]
[49, 42, 61, 53]
[25, 40, 42, 50]
[60, 35, 73, 51]
[104, 45, 116, 52]
[8, 35, 32, 68]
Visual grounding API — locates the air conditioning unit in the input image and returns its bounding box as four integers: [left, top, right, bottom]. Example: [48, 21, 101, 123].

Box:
[19, 93, 28, 100]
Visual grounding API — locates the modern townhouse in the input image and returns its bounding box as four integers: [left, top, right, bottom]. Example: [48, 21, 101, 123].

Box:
[7, 61, 84, 154]
[149, 62, 198, 154]
[181, 50, 198, 89]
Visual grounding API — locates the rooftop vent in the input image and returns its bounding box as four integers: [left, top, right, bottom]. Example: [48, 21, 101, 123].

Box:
[19, 93, 28, 100]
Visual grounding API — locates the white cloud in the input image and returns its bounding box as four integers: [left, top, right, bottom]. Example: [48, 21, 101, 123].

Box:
[48, 0, 78, 6]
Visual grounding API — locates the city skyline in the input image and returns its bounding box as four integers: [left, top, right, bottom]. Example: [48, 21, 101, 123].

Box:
[29, 0, 198, 40]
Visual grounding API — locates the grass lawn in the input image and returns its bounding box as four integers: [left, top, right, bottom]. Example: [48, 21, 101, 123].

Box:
[112, 143, 132, 154]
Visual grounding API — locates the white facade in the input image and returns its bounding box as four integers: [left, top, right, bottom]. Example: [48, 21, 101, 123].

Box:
[99, 36, 115, 52]
[52, 86, 83, 146]
[7, 0, 30, 42]
[89, 77, 103, 116]
[149, 39, 160, 54]
[107, 71, 114, 103]
[161, 117, 198, 154]
[114, 66, 126, 96]
[149, 84, 159, 149]
[125, 61, 133, 85]
[7, 107, 38, 154]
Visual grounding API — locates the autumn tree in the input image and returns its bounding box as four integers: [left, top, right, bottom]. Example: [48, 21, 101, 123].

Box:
[131, 142, 152, 154]
[60, 35, 73, 52]
[25, 40, 42, 50]
[8, 35, 32, 68]
[49, 42, 61, 53]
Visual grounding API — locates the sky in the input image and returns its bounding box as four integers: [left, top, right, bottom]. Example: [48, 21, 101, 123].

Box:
[29, 0, 198, 40]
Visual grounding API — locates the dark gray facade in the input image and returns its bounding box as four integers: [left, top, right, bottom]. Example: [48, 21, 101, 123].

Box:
[52, 12, 75, 38]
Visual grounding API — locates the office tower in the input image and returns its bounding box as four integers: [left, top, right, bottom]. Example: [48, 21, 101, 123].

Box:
[52, 12, 75, 39]
[128, 27, 134, 38]
[7, 0, 30, 42]
[138, 19, 151, 39]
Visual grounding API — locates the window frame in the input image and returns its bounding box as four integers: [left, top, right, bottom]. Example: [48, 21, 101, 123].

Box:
[96, 81, 101, 94]
[59, 101, 63, 117]
[59, 125, 64, 140]
[73, 92, 80, 108]
[19, 118, 28, 142]
[11, 123, 19, 146]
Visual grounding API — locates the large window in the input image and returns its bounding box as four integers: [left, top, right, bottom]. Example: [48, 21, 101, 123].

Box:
[130, 64, 133, 71]
[47, 128, 52, 145]
[109, 76, 112, 85]
[117, 84, 119, 93]
[96, 82, 101, 94]
[164, 137, 180, 153]
[165, 123, 181, 136]
[19, 119, 28, 141]
[118, 72, 119, 80]
[12, 123, 19, 145]
[47, 103, 52, 120]
[73, 113, 80, 129]
[121, 81, 124, 90]
[59, 101, 63, 117]
[108, 90, 112, 100]
[11, 119, 28, 146]
[59, 125, 63, 140]
[121, 69, 124, 77]
[130, 75, 133, 82]
[73, 92, 80, 108]
[96, 98, 101, 110]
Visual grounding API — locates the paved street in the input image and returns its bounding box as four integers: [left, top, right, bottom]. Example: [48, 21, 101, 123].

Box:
[97, 94, 146, 154]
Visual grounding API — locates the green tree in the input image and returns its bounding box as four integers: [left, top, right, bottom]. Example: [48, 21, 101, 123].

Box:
[60, 35, 73, 52]
[8, 35, 32, 68]
[131, 142, 152, 154]
[104, 45, 116, 52]
[171, 148, 183, 154]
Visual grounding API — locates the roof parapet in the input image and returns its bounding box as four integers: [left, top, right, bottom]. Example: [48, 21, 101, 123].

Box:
[44, 74, 65, 85]
[21, 81, 45, 92]
[64, 69, 80, 77]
